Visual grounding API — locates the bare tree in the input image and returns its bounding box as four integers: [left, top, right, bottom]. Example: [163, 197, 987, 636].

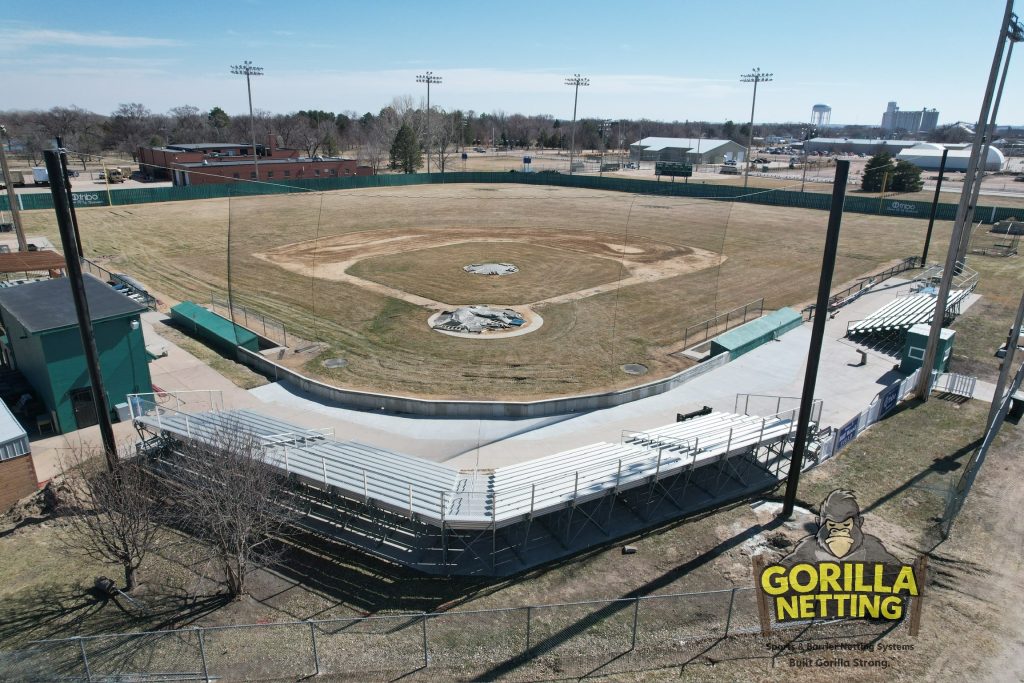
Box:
[169, 426, 297, 600]
[59, 448, 163, 591]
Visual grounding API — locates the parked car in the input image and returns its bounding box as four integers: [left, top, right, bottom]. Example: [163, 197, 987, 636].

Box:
[752, 157, 769, 164]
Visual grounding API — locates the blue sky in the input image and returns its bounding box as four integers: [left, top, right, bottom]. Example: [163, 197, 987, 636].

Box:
[2, 0, 1021, 126]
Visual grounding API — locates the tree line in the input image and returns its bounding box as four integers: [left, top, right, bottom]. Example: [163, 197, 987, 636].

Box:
[1, 101, 919, 173]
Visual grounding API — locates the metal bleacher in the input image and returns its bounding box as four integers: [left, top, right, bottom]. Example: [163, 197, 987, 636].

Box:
[132, 400, 808, 576]
[846, 288, 971, 336]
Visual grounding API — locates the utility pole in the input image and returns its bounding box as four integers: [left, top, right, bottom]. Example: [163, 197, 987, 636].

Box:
[565, 74, 590, 175]
[44, 150, 118, 471]
[917, 2, 1021, 400]
[0, 125, 27, 251]
[230, 61, 263, 180]
[740, 67, 772, 189]
[416, 72, 442, 174]
[781, 160, 851, 518]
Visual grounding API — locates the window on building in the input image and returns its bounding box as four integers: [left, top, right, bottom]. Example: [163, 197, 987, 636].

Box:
[250, 172, 257, 179]
[267, 171, 274, 179]
[330, 168, 337, 176]
[232, 173, 240, 179]
[314, 170, 321, 176]
[283, 170, 291, 177]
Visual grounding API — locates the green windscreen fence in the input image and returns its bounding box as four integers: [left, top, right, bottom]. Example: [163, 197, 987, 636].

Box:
[4, 172, 1020, 224]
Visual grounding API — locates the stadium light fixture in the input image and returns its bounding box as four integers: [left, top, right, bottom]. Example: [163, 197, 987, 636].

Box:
[417, 72, 442, 173]
[565, 74, 590, 175]
[230, 61, 264, 178]
[740, 68, 772, 189]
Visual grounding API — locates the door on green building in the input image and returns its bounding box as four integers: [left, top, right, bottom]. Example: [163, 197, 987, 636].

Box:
[69, 388, 98, 430]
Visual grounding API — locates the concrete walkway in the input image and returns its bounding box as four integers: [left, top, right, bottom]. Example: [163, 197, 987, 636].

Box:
[28, 280, 983, 482]
[248, 277, 982, 469]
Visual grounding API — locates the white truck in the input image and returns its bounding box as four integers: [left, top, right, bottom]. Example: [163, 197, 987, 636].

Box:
[31, 167, 49, 186]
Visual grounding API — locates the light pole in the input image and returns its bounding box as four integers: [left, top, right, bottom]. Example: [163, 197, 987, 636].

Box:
[230, 61, 263, 180]
[0, 125, 27, 251]
[565, 74, 589, 175]
[740, 67, 772, 189]
[416, 71, 442, 174]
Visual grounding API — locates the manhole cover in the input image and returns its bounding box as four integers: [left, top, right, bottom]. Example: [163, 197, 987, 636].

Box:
[322, 357, 348, 369]
[464, 263, 518, 276]
[621, 363, 649, 376]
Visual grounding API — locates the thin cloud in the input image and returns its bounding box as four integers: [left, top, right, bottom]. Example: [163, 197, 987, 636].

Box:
[0, 27, 182, 50]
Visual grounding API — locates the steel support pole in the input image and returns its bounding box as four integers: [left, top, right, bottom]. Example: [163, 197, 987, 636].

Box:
[960, 38, 1016, 263]
[743, 80, 758, 189]
[44, 150, 117, 470]
[569, 82, 579, 175]
[917, 2, 1014, 400]
[246, 73, 259, 179]
[0, 126, 27, 251]
[781, 160, 850, 518]
[921, 148, 949, 265]
[987, 290, 1024, 427]
[56, 137, 84, 257]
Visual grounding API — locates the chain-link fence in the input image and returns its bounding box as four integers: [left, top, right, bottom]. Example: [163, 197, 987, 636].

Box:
[6, 587, 902, 682]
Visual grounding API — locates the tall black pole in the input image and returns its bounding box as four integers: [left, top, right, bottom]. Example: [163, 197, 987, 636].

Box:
[921, 148, 949, 266]
[781, 160, 850, 518]
[54, 137, 85, 258]
[44, 150, 117, 471]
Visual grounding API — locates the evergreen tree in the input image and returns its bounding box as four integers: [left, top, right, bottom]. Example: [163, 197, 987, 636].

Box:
[891, 159, 923, 192]
[861, 152, 896, 192]
[389, 123, 422, 173]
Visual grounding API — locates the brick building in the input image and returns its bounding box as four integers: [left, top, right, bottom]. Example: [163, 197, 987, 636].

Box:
[138, 134, 372, 186]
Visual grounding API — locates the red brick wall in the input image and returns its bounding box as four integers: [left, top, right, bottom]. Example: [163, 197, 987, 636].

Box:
[0, 454, 38, 512]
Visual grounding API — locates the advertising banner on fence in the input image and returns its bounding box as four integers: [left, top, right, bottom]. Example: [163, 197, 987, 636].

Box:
[836, 417, 859, 452]
[880, 383, 901, 417]
[71, 192, 109, 207]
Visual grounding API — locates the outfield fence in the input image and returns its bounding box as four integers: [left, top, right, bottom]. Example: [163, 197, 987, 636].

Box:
[4, 172, 1022, 224]
[2, 586, 901, 682]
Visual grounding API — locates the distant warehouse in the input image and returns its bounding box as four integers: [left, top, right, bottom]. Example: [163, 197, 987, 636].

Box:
[629, 137, 747, 165]
[896, 143, 1005, 171]
[138, 134, 373, 186]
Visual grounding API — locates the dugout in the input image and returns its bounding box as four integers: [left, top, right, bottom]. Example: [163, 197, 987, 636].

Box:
[900, 323, 955, 373]
[170, 301, 259, 354]
[709, 308, 803, 360]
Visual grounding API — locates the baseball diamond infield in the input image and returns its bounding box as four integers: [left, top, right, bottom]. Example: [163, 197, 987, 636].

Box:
[22, 183, 954, 400]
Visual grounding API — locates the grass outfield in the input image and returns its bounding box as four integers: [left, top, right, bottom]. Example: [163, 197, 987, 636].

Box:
[22, 184, 954, 399]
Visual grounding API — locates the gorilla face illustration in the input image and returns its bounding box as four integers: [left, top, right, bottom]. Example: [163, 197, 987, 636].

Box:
[820, 515, 861, 558]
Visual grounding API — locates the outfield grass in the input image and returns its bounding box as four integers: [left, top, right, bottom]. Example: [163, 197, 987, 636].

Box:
[21, 184, 955, 399]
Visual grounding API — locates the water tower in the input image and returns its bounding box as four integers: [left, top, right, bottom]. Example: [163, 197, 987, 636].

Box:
[811, 104, 832, 129]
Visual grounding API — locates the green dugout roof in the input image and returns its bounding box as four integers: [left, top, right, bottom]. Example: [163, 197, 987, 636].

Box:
[170, 301, 258, 353]
[710, 308, 803, 360]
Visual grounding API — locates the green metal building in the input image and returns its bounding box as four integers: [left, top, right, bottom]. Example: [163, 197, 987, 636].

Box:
[900, 323, 955, 374]
[0, 275, 151, 433]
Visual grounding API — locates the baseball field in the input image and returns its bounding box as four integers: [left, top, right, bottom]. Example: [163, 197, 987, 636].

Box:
[22, 183, 952, 399]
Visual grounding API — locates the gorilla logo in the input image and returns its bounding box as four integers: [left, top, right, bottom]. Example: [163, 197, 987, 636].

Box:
[781, 490, 900, 566]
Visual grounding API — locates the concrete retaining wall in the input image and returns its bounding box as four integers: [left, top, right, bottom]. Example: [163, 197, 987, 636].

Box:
[236, 349, 729, 418]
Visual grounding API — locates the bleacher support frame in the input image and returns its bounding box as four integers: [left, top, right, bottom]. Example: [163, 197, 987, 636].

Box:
[131, 398, 816, 577]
